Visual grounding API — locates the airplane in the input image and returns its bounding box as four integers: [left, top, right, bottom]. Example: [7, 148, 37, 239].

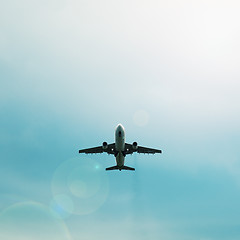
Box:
[78, 124, 162, 171]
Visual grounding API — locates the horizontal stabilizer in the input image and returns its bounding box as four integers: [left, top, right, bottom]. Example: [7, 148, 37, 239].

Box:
[106, 166, 119, 171]
[122, 166, 135, 171]
[105, 165, 135, 171]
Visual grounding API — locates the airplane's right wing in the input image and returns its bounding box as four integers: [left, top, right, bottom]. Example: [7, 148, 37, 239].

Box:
[79, 143, 115, 155]
[125, 143, 162, 155]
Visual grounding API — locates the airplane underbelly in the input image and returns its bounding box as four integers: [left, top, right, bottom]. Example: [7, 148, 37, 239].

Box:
[115, 139, 124, 151]
[115, 127, 125, 166]
[116, 152, 125, 167]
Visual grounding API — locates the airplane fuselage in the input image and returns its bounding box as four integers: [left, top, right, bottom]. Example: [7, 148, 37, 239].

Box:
[115, 124, 125, 168]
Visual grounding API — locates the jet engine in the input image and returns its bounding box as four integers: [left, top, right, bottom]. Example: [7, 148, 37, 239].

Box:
[132, 142, 138, 150]
[102, 142, 108, 150]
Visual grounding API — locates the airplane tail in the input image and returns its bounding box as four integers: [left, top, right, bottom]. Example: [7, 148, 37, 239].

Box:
[105, 165, 135, 171]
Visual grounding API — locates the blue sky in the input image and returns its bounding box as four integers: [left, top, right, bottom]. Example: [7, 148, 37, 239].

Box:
[1, 0, 240, 239]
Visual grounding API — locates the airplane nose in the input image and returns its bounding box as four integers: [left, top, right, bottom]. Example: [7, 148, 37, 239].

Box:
[116, 123, 124, 133]
[118, 130, 122, 137]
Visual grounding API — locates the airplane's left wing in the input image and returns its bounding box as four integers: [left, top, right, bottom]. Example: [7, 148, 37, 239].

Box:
[137, 146, 162, 154]
[79, 143, 115, 155]
[125, 143, 162, 155]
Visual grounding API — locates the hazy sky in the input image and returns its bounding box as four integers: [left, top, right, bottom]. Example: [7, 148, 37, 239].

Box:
[1, 0, 240, 239]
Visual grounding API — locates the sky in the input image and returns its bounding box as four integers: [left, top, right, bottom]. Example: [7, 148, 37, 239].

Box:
[1, 0, 240, 239]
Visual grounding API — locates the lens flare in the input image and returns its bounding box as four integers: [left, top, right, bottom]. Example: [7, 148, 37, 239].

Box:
[51, 157, 109, 215]
[0, 201, 71, 240]
[49, 194, 74, 219]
